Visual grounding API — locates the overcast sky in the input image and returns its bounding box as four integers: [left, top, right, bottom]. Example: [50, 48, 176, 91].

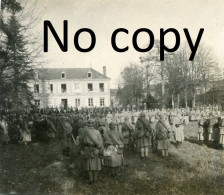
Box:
[27, 0, 224, 87]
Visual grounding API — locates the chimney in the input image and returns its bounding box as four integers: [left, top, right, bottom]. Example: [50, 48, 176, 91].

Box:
[103, 66, 106, 76]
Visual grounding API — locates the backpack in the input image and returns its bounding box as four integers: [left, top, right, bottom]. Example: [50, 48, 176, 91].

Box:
[156, 121, 169, 140]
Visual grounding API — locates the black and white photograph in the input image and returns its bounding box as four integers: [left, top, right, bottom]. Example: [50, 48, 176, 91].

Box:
[0, 0, 224, 194]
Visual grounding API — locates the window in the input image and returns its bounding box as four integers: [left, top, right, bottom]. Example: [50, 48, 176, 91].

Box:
[100, 98, 105, 106]
[35, 100, 40, 106]
[87, 72, 92, 78]
[61, 84, 67, 93]
[34, 84, 39, 93]
[61, 99, 68, 109]
[88, 83, 93, 92]
[50, 84, 53, 93]
[99, 83, 104, 92]
[75, 83, 80, 91]
[61, 72, 65, 79]
[88, 98, 93, 106]
[75, 99, 80, 107]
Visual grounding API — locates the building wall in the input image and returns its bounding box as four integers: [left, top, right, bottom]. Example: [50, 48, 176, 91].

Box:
[30, 79, 111, 108]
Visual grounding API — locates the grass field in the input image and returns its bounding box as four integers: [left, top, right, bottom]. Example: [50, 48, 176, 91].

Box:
[0, 122, 224, 194]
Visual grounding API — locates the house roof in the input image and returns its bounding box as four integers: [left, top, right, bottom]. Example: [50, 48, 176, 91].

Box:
[37, 68, 110, 80]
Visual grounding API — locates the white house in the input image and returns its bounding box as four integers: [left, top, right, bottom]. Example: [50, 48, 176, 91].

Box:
[30, 67, 111, 108]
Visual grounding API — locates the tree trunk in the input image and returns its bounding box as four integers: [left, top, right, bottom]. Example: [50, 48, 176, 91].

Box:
[192, 93, 196, 108]
[204, 83, 207, 105]
[184, 92, 188, 108]
[177, 94, 180, 109]
[172, 94, 174, 109]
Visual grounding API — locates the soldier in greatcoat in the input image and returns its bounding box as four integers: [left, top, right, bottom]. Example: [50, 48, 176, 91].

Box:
[103, 122, 124, 177]
[134, 112, 152, 158]
[60, 115, 73, 156]
[155, 113, 171, 157]
[121, 116, 134, 153]
[79, 119, 103, 184]
[46, 116, 57, 142]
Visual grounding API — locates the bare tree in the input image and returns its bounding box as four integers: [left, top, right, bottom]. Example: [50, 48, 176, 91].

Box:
[118, 63, 145, 107]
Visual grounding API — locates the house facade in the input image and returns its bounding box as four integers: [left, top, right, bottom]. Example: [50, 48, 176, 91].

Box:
[30, 67, 111, 108]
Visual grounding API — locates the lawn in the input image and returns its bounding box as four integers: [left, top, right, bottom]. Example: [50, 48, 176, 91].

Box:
[0, 122, 224, 194]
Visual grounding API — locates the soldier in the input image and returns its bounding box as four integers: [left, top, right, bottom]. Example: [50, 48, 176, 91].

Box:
[106, 111, 113, 124]
[168, 111, 175, 133]
[173, 112, 184, 147]
[134, 112, 152, 158]
[79, 119, 103, 184]
[198, 113, 206, 145]
[114, 111, 121, 132]
[219, 114, 224, 149]
[60, 115, 74, 157]
[121, 116, 134, 154]
[119, 110, 124, 125]
[206, 112, 218, 146]
[98, 120, 108, 140]
[78, 117, 87, 145]
[212, 115, 220, 149]
[103, 122, 124, 177]
[132, 110, 139, 125]
[155, 113, 171, 158]
[46, 116, 57, 143]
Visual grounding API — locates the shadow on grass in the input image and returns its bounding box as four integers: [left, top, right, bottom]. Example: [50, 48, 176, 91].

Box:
[184, 136, 223, 150]
[184, 136, 204, 145]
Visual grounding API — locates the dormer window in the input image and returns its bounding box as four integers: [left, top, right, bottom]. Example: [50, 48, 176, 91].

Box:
[61, 72, 66, 79]
[87, 72, 92, 78]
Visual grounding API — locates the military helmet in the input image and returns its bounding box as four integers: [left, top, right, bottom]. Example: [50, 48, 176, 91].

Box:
[109, 122, 115, 127]
[88, 119, 95, 126]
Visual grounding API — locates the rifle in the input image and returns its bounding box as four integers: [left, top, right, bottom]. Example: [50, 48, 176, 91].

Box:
[70, 132, 77, 145]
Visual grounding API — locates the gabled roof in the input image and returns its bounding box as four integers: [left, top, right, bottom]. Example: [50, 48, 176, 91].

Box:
[37, 68, 110, 80]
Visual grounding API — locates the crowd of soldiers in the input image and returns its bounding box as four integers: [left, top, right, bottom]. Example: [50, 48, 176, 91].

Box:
[0, 106, 223, 184]
[197, 110, 224, 149]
